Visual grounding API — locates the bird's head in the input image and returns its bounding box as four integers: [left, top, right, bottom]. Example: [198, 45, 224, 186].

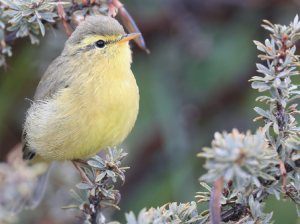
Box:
[63, 15, 140, 67]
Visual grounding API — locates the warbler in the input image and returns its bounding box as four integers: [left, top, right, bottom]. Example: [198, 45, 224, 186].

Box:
[20, 15, 140, 209]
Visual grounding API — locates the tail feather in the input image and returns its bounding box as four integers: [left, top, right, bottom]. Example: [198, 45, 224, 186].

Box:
[10, 163, 52, 213]
[13, 129, 51, 212]
[26, 164, 52, 209]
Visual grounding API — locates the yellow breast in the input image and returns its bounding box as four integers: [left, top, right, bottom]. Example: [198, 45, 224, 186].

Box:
[25, 58, 139, 161]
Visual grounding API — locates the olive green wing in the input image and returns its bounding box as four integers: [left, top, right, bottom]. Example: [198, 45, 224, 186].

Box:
[22, 55, 72, 160]
[33, 55, 72, 101]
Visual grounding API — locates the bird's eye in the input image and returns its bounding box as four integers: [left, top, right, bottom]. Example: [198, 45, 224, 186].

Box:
[95, 40, 105, 48]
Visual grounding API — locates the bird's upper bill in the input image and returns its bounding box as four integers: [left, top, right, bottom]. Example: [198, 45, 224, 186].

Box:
[118, 33, 141, 44]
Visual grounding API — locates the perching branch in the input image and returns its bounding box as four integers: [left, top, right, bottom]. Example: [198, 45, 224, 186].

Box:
[0, 0, 149, 68]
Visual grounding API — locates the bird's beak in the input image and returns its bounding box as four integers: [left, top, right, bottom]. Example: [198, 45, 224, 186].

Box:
[118, 33, 141, 44]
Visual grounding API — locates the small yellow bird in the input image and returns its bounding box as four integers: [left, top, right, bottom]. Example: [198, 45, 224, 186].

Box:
[21, 15, 139, 209]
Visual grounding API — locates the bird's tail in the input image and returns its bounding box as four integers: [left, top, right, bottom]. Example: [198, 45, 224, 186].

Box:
[11, 131, 53, 212]
[26, 164, 51, 209]
[12, 163, 52, 213]
[2, 141, 52, 214]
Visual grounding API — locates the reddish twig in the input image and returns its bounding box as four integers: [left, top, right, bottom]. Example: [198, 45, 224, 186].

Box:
[57, 1, 71, 37]
[108, 0, 116, 17]
[81, 0, 88, 6]
[73, 158, 88, 165]
[113, 0, 150, 54]
[279, 160, 288, 192]
[72, 160, 94, 186]
[210, 177, 223, 224]
[112, 0, 123, 8]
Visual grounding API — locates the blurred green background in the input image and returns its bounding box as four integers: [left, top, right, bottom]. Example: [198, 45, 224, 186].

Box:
[1, 0, 300, 223]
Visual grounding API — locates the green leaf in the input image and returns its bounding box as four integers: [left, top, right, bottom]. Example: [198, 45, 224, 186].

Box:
[80, 189, 89, 202]
[6, 21, 21, 31]
[28, 14, 36, 23]
[4, 10, 19, 17]
[272, 188, 280, 200]
[264, 212, 273, 222]
[29, 33, 39, 44]
[280, 99, 286, 108]
[252, 176, 261, 187]
[125, 211, 137, 224]
[259, 85, 270, 92]
[263, 122, 272, 134]
[274, 78, 281, 87]
[74, 8, 88, 16]
[8, 13, 23, 24]
[288, 95, 300, 104]
[253, 40, 266, 52]
[48, 1, 70, 4]
[256, 63, 271, 74]
[106, 170, 115, 177]
[100, 200, 120, 210]
[296, 204, 300, 218]
[95, 171, 107, 182]
[290, 91, 300, 94]
[61, 204, 79, 210]
[286, 141, 300, 150]
[92, 155, 106, 166]
[87, 160, 105, 169]
[37, 18, 45, 36]
[277, 70, 290, 78]
[270, 86, 278, 98]
[252, 81, 269, 89]
[290, 127, 300, 133]
[3, 0, 22, 10]
[259, 172, 275, 180]
[84, 167, 94, 181]
[39, 12, 55, 23]
[273, 122, 279, 134]
[292, 153, 300, 161]
[35, 10, 42, 19]
[249, 76, 266, 81]
[76, 183, 93, 189]
[254, 107, 270, 119]
[70, 189, 84, 203]
[200, 182, 212, 192]
[22, 9, 35, 16]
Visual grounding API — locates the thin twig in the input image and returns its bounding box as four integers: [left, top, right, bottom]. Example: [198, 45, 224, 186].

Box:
[72, 160, 94, 186]
[236, 215, 250, 224]
[73, 158, 88, 165]
[57, 0, 71, 37]
[210, 177, 223, 224]
[279, 160, 288, 191]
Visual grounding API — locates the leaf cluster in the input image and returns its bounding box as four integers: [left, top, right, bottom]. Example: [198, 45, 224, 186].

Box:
[125, 201, 208, 224]
[196, 15, 300, 223]
[0, 0, 112, 68]
[62, 147, 128, 224]
[198, 129, 278, 192]
[196, 183, 274, 223]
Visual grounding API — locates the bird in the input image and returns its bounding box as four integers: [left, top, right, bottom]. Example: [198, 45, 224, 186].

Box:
[20, 15, 140, 210]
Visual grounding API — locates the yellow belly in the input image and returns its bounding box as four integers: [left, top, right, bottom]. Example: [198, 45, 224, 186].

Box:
[24, 70, 139, 161]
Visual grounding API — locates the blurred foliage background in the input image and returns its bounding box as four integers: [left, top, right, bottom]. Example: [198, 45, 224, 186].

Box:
[1, 0, 300, 223]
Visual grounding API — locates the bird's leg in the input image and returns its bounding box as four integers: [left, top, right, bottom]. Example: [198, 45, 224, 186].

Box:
[72, 161, 94, 186]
